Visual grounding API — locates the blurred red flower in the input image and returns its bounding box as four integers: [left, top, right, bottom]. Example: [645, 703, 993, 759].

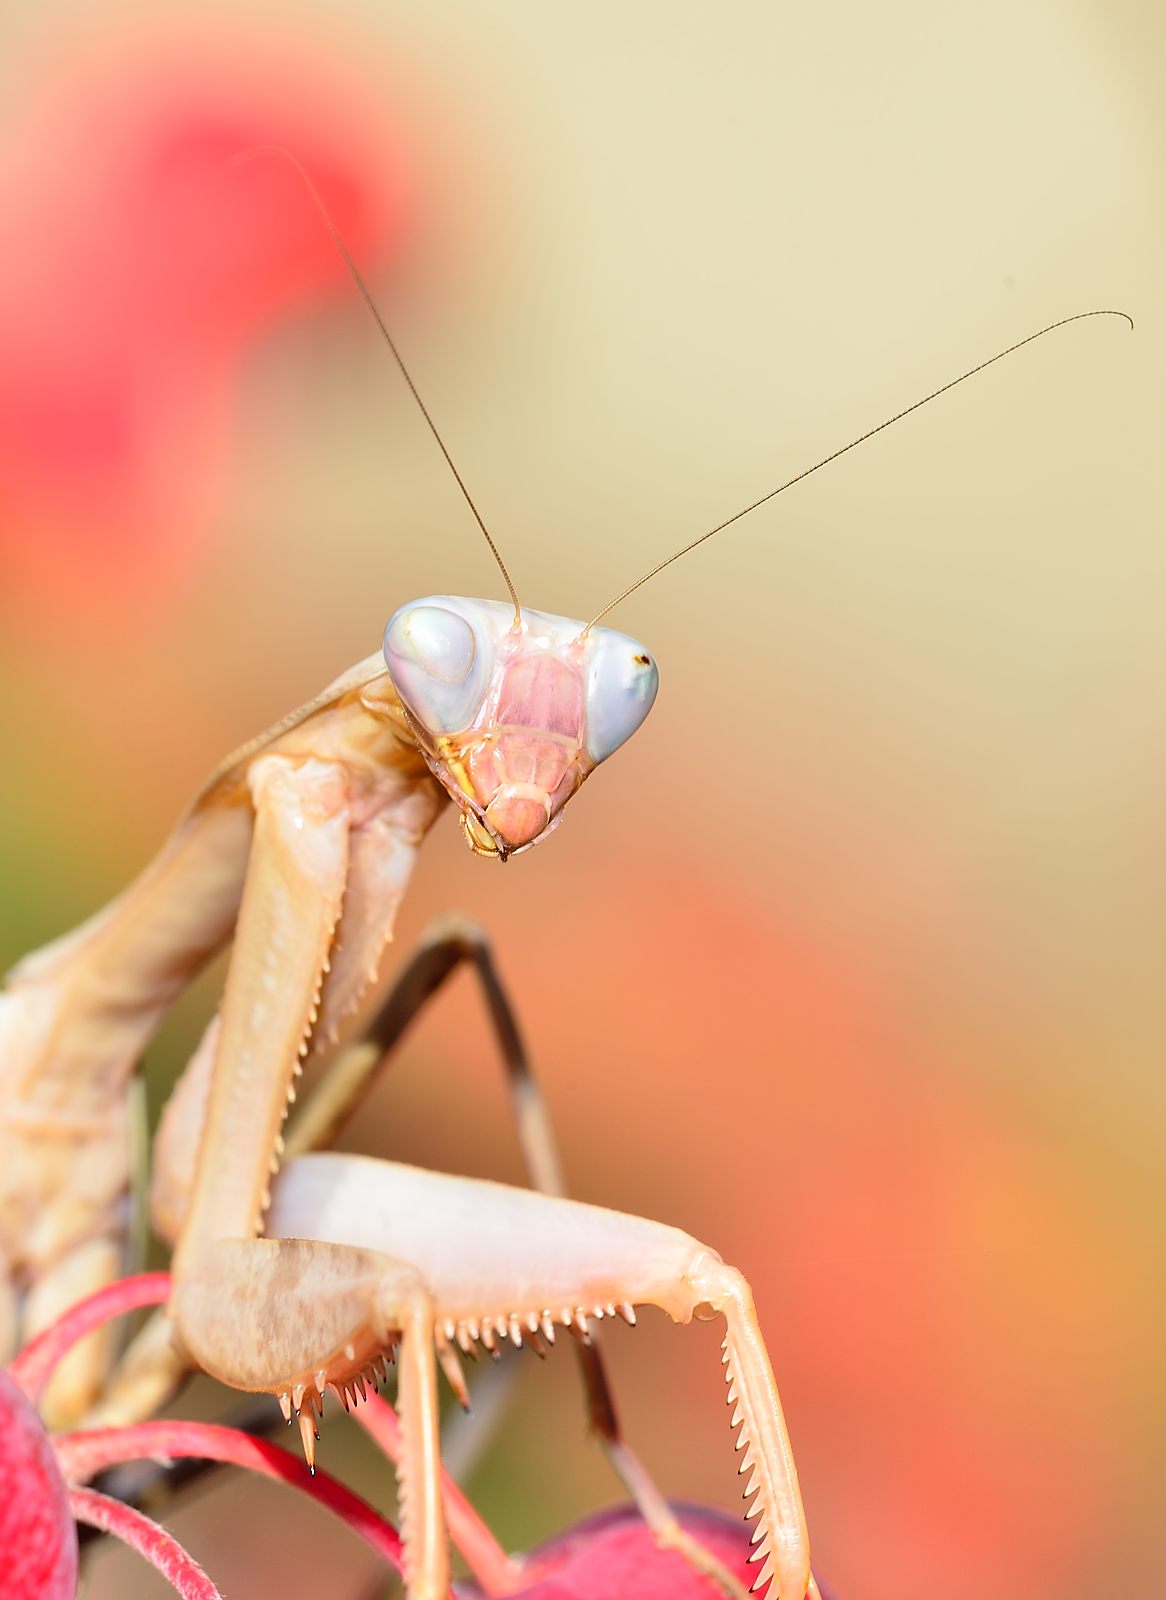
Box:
[0, 1368, 77, 1600]
[0, 33, 412, 615]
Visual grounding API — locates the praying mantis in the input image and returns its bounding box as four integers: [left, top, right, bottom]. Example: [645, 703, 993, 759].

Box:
[0, 154, 1131, 1600]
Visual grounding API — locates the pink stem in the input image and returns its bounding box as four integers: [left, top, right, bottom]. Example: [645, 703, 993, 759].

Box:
[56, 1420, 406, 1580]
[355, 1392, 525, 1597]
[7, 1272, 171, 1404]
[68, 1487, 221, 1600]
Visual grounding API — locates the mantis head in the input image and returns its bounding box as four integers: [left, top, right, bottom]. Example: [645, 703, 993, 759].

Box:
[258, 154, 1127, 867]
[383, 597, 659, 859]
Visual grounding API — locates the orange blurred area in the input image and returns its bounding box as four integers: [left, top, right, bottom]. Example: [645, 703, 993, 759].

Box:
[1, 5, 1162, 1600]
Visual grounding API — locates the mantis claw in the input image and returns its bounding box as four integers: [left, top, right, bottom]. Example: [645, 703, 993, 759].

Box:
[264, 1153, 812, 1598]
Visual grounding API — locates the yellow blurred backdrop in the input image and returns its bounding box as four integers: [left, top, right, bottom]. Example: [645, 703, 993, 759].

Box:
[0, 4, 1161, 1598]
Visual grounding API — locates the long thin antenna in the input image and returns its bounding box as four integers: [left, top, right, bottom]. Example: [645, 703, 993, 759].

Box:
[586, 308, 1132, 630]
[232, 145, 522, 626]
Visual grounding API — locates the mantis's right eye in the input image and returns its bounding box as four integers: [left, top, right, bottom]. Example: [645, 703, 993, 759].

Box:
[383, 601, 489, 735]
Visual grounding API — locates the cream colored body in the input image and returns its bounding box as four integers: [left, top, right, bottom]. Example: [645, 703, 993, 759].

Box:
[0, 653, 439, 1416]
[0, 636, 813, 1598]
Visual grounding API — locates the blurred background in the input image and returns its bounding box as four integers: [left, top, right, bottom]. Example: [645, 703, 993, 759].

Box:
[0, 3, 1161, 1597]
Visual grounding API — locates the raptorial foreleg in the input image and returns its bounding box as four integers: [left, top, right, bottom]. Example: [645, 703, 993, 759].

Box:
[0, 801, 252, 1420]
[94, 787, 439, 1427]
[171, 1235, 450, 1600]
[279, 915, 742, 1589]
[147, 912, 754, 1595]
[266, 1154, 815, 1600]
[164, 755, 455, 1600]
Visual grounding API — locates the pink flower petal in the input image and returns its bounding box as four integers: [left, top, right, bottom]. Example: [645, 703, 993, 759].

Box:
[8, 1271, 170, 1405]
[69, 1486, 220, 1599]
[0, 1369, 78, 1600]
[56, 1418, 404, 1578]
[460, 1504, 835, 1600]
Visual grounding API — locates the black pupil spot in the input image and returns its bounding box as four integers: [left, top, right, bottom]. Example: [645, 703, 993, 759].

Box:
[633, 653, 650, 666]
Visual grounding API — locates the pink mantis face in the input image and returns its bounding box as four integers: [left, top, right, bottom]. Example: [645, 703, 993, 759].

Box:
[383, 597, 659, 859]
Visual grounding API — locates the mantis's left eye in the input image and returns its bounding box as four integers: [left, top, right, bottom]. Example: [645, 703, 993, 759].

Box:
[584, 627, 660, 764]
[383, 600, 490, 735]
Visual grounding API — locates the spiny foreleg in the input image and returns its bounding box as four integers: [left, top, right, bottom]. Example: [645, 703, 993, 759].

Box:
[266, 1154, 815, 1600]
[0, 801, 252, 1421]
[279, 917, 753, 1595]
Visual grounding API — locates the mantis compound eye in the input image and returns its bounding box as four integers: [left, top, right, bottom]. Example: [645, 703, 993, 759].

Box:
[584, 627, 659, 765]
[383, 600, 490, 736]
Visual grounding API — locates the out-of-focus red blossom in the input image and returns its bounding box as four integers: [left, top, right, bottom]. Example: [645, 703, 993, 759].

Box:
[0, 1368, 78, 1599]
[0, 32, 412, 616]
[462, 1506, 834, 1600]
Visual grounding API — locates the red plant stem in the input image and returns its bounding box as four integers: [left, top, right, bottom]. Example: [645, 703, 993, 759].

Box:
[355, 1392, 524, 1597]
[68, 1487, 221, 1600]
[8, 1272, 172, 1404]
[56, 1420, 406, 1580]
